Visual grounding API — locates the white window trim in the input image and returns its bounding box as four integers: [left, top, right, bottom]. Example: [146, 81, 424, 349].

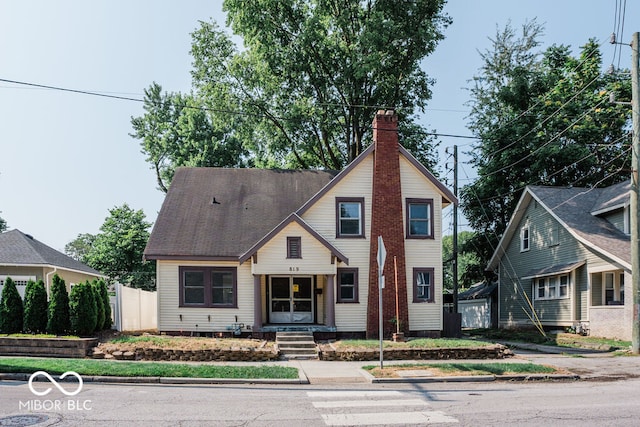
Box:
[520, 225, 530, 252]
[534, 274, 570, 300]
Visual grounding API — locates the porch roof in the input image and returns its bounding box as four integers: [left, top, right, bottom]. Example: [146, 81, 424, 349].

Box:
[521, 260, 586, 280]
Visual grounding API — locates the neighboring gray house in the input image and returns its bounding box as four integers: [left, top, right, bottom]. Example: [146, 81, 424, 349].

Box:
[0, 229, 103, 297]
[487, 180, 632, 340]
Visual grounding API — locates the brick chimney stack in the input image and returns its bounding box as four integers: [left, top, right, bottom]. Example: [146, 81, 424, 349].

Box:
[366, 110, 409, 339]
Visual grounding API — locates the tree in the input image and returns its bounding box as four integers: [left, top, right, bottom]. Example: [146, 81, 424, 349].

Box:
[131, 0, 451, 192]
[91, 280, 105, 332]
[47, 274, 70, 335]
[442, 231, 483, 292]
[85, 204, 155, 290]
[0, 215, 6, 233]
[96, 279, 112, 330]
[64, 233, 96, 264]
[0, 277, 23, 334]
[69, 281, 98, 336]
[23, 279, 48, 334]
[461, 21, 632, 270]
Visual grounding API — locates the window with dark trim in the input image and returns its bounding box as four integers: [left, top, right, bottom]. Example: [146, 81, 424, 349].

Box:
[336, 197, 365, 238]
[406, 198, 434, 238]
[521, 226, 530, 252]
[179, 266, 237, 308]
[287, 236, 302, 259]
[337, 268, 359, 303]
[413, 268, 434, 303]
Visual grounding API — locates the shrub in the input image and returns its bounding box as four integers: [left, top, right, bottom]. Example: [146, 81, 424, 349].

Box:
[23, 279, 48, 333]
[69, 281, 98, 336]
[47, 274, 70, 335]
[97, 279, 112, 330]
[0, 277, 24, 334]
[91, 280, 105, 331]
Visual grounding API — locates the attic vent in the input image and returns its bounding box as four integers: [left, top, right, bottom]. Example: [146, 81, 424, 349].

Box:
[25, 234, 34, 240]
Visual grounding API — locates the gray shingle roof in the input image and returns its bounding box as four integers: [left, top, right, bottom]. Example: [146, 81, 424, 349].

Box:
[528, 180, 630, 266]
[0, 229, 102, 275]
[144, 167, 339, 259]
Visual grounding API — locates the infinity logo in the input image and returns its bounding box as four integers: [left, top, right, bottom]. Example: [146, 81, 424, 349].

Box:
[28, 371, 83, 396]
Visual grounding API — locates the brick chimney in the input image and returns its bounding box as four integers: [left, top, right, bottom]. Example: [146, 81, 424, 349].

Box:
[366, 110, 409, 339]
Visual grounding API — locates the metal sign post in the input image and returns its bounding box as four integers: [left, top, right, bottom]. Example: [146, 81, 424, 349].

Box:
[377, 236, 386, 369]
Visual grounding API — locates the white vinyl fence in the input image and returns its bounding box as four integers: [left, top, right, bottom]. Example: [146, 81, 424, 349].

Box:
[110, 283, 157, 331]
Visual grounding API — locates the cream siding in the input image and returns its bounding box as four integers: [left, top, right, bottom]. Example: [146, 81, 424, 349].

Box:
[301, 154, 374, 331]
[157, 260, 254, 333]
[252, 222, 337, 275]
[400, 157, 444, 330]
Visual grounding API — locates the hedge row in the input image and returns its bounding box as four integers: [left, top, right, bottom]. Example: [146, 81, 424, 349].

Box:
[0, 274, 111, 336]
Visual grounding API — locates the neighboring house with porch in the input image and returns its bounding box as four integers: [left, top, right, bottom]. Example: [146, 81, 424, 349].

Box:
[487, 180, 632, 340]
[0, 229, 103, 297]
[144, 111, 456, 339]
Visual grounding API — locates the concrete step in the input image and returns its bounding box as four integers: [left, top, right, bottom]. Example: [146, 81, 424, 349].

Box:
[276, 331, 318, 359]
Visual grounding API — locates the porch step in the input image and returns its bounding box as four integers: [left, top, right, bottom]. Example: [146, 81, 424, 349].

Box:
[276, 331, 318, 360]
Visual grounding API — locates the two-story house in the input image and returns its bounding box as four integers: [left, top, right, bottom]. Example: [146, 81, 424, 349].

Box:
[487, 180, 632, 340]
[144, 111, 456, 339]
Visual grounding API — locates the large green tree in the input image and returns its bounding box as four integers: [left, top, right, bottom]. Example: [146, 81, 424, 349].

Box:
[84, 204, 155, 290]
[131, 0, 451, 192]
[442, 231, 483, 292]
[0, 215, 7, 233]
[64, 233, 96, 264]
[461, 21, 632, 271]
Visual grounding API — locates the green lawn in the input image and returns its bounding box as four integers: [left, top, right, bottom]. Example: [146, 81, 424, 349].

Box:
[0, 358, 298, 379]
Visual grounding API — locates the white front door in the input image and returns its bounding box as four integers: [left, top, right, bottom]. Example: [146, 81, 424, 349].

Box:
[269, 276, 313, 323]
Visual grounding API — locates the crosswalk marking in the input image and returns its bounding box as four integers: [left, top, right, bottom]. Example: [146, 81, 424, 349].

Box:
[312, 398, 427, 408]
[308, 390, 459, 426]
[307, 390, 402, 398]
[321, 411, 459, 426]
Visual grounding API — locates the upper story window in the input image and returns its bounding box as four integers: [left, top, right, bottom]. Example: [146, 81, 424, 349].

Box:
[179, 266, 237, 308]
[336, 197, 365, 238]
[413, 267, 435, 303]
[287, 236, 302, 259]
[406, 198, 434, 239]
[520, 225, 530, 252]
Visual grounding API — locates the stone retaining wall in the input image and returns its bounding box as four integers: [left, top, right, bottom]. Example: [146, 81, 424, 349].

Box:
[94, 347, 279, 362]
[318, 344, 512, 361]
[0, 337, 98, 358]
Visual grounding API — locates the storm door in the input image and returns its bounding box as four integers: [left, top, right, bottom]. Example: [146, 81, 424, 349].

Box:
[269, 276, 313, 323]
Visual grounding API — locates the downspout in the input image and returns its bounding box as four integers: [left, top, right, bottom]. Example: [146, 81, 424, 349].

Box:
[45, 267, 57, 297]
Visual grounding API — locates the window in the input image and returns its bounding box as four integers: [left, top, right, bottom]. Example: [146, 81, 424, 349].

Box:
[548, 225, 559, 247]
[413, 268, 435, 303]
[337, 268, 358, 303]
[534, 274, 569, 300]
[520, 226, 530, 252]
[336, 197, 365, 238]
[287, 237, 302, 259]
[406, 198, 434, 238]
[179, 267, 237, 308]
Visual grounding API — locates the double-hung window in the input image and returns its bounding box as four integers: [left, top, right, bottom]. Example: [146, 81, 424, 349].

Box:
[180, 266, 237, 308]
[406, 198, 433, 238]
[521, 226, 530, 252]
[336, 197, 365, 238]
[413, 268, 435, 303]
[337, 268, 358, 303]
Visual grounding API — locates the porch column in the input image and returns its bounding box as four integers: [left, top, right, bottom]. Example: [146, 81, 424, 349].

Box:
[325, 275, 336, 328]
[253, 275, 262, 332]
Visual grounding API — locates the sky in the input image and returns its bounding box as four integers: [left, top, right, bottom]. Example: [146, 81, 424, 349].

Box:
[1, 0, 638, 252]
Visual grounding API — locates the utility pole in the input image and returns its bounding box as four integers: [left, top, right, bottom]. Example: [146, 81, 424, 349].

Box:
[630, 32, 639, 355]
[452, 145, 459, 315]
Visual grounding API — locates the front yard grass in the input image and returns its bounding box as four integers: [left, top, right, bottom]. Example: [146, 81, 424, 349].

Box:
[363, 362, 560, 378]
[0, 357, 298, 379]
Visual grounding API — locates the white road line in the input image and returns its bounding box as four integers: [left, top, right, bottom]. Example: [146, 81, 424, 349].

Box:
[321, 411, 459, 426]
[312, 398, 427, 408]
[307, 391, 403, 398]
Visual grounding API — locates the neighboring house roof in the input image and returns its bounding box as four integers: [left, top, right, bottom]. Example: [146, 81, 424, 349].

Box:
[0, 229, 102, 276]
[487, 180, 631, 271]
[458, 281, 497, 300]
[144, 168, 339, 260]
